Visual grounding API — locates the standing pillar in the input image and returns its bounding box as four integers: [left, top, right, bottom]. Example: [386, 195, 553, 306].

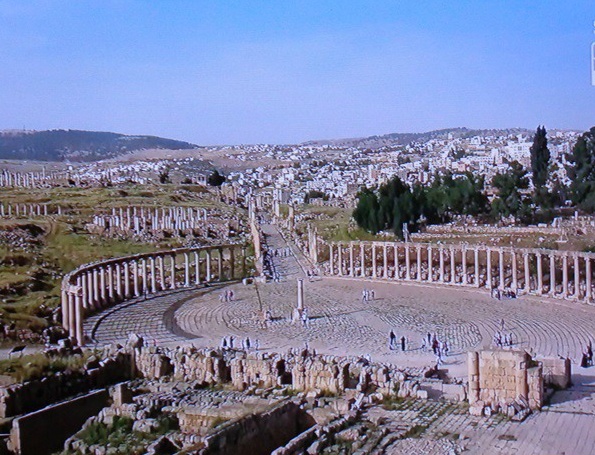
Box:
[439, 248, 445, 282]
[61, 289, 69, 330]
[562, 254, 569, 298]
[141, 259, 147, 295]
[574, 254, 580, 299]
[75, 291, 84, 346]
[537, 253, 543, 294]
[184, 252, 190, 287]
[93, 269, 100, 307]
[107, 264, 114, 302]
[206, 251, 212, 282]
[170, 254, 177, 289]
[124, 262, 130, 298]
[372, 244, 377, 279]
[450, 247, 456, 284]
[416, 246, 422, 281]
[133, 261, 140, 296]
[486, 249, 492, 289]
[427, 246, 433, 282]
[297, 278, 304, 310]
[68, 292, 76, 339]
[194, 251, 201, 285]
[462, 248, 467, 285]
[338, 244, 343, 276]
[524, 253, 530, 293]
[550, 254, 556, 296]
[383, 244, 388, 279]
[499, 249, 505, 290]
[100, 267, 106, 303]
[405, 246, 411, 280]
[217, 248, 223, 281]
[586, 257, 592, 301]
[229, 247, 235, 280]
[157, 256, 165, 290]
[150, 257, 157, 293]
[360, 243, 366, 277]
[511, 251, 518, 292]
[349, 243, 354, 277]
[394, 244, 399, 279]
[474, 248, 480, 287]
[329, 244, 335, 276]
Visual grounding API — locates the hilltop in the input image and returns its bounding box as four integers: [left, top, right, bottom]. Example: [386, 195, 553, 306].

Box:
[0, 129, 199, 162]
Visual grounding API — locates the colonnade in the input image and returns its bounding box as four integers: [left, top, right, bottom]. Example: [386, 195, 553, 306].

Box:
[61, 244, 247, 345]
[0, 169, 62, 188]
[328, 241, 595, 303]
[0, 203, 62, 217]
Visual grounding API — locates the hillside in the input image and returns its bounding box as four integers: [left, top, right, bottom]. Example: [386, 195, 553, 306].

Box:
[0, 129, 199, 162]
[304, 127, 533, 149]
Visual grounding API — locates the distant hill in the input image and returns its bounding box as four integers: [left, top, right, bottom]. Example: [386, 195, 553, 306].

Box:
[303, 127, 534, 149]
[0, 129, 199, 162]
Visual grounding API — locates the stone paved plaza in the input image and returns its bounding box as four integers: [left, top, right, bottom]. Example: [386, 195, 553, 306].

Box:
[85, 225, 595, 454]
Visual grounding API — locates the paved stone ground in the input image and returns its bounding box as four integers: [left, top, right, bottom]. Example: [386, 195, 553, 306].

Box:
[85, 223, 595, 454]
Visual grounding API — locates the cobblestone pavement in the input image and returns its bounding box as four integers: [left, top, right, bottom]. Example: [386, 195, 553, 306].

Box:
[85, 224, 595, 454]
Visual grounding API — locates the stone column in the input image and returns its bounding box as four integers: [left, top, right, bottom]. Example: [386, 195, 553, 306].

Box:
[194, 251, 201, 285]
[405, 246, 411, 280]
[549, 254, 556, 296]
[184, 252, 190, 287]
[338, 244, 343, 276]
[383, 244, 388, 279]
[158, 256, 165, 290]
[229, 247, 235, 280]
[124, 262, 130, 298]
[499, 249, 505, 290]
[68, 292, 76, 339]
[217, 248, 223, 281]
[81, 274, 89, 309]
[537, 253, 543, 294]
[461, 248, 467, 285]
[562, 254, 568, 298]
[416, 246, 422, 281]
[99, 267, 107, 303]
[360, 243, 366, 278]
[297, 278, 304, 310]
[133, 261, 140, 297]
[61, 289, 69, 330]
[586, 257, 592, 301]
[511, 251, 517, 292]
[474, 248, 480, 287]
[394, 244, 399, 279]
[206, 250, 212, 282]
[349, 243, 354, 277]
[372, 244, 377, 279]
[93, 269, 100, 307]
[75, 290, 84, 346]
[524, 253, 530, 293]
[486, 249, 492, 289]
[107, 264, 114, 302]
[141, 259, 147, 295]
[450, 247, 456, 284]
[427, 246, 433, 282]
[150, 257, 157, 293]
[468, 351, 480, 404]
[329, 244, 334, 276]
[574, 254, 580, 299]
[439, 248, 445, 282]
[170, 254, 177, 289]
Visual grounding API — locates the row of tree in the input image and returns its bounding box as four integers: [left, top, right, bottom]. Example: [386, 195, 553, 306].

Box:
[354, 126, 595, 237]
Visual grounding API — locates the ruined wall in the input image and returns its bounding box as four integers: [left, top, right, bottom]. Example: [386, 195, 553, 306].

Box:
[8, 389, 109, 455]
[201, 401, 315, 455]
[468, 350, 545, 413]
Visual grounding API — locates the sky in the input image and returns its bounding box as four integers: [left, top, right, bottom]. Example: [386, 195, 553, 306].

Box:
[0, 1, 594, 145]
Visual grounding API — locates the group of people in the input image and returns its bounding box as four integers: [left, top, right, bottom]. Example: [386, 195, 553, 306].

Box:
[421, 332, 449, 357]
[493, 331, 514, 348]
[361, 288, 376, 302]
[221, 335, 260, 351]
[491, 288, 517, 300]
[388, 330, 407, 351]
[219, 289, 234, 302]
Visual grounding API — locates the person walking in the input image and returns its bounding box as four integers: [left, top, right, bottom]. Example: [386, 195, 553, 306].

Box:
[389, 330, 396, 350]
[400, 336, 406, 352]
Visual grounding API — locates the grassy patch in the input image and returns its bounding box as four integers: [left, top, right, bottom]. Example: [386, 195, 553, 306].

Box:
[0, 350, 100, 382]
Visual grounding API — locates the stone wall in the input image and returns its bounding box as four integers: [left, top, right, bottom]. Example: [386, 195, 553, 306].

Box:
[8, 389, 110, 455]
[468, 350, 546, 415]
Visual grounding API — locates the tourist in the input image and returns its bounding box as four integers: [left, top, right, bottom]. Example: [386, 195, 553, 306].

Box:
[442, 340, 449, 357]
[221, 337, 227, 349]
[421, 336, 427, 351]
[370, 289, 375, 300]
[254, 339, 260, 350]
[587, 343, 593, 366]
[228, 290, 234, 301]
[400, 336, 406, 352]
[229, 336, 234, 349]
[389, 330, 396, 350]
[245, 337, 251, 350]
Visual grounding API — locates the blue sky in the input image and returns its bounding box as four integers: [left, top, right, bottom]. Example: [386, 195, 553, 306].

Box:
[0, 1, 594, 144]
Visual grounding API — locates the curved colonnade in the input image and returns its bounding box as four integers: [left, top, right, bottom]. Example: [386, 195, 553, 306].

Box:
[61, 244, 248, 346]
[328, 241, 595, 303]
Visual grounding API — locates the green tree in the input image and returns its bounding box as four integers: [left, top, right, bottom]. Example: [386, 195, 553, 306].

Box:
[491, 161, 531, 222]
[530, 126, 551, 208]
[568, 127, 595, 212]
[207, 170, 226, 186]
